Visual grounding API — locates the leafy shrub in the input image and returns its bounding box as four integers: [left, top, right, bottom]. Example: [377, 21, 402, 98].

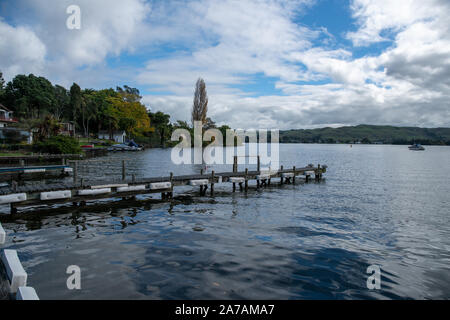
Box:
[33, 136, 82, 154]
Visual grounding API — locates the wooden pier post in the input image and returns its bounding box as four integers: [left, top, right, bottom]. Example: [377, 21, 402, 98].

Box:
[232, 182, 236, 192]
[122, 160, 126, 181]
[233, 156, 238, 173]
[210, 171, 215, 196]
[170, 172, 174, 199]
[245, 168, 248, 192]
[257, 156, 261, 172]
[293, 166, 296, 184]
[280, 165, 284, 185]
[73, 161, 78, 184]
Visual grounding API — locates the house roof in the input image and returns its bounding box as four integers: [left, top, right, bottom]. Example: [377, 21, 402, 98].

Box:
[0, 103, 12, 112]
[98, 130, 126, 135]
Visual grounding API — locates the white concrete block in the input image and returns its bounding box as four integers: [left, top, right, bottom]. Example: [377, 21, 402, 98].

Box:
[281, 173, 294, 178]
[64, 167, 73, 173]
[189, 179, 209, 186]
[16, 287, 39, 300]
[24, 169, 46, 173]
[256, 174, 271, 180]
[229, 177, 245, 183]
[91, 184, 127, 189]
[40, 190, 71, 201]
[149, 182, 172, 190]
[1, 249, 27, 293]
[117, 185, 146, 192]
[78, 188, 111, 196]
[218, 176, 223, 184]
[0, 223, 5, 245]
[0, 193, 27, 205]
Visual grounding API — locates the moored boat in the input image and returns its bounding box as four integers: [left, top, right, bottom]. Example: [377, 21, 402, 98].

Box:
[408, 143, 425, 151]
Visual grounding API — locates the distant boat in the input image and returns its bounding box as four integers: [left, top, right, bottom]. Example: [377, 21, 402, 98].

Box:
[108, 140, 143, 152]
[408, 143, 425, 151]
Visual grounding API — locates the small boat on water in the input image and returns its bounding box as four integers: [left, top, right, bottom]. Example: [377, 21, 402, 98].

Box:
[108, 140, 143, 152]
[408, 143, 425, 151]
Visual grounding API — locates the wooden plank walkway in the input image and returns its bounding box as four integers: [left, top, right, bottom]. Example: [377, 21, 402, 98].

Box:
[0, 165, 72, 183]
[0, 154, 83, 167]
[0, 164, 326, 215]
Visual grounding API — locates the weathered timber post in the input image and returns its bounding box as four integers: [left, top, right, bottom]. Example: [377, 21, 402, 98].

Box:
[280, 165, 284, 185]
[200, 169, 203, 175]
[245, 168, 248, 192]
[122, 160, 126, 181]
[170, 172, 174, 199]
[11, 203, 17, 215]
[73, 161, 78, 184]
[233, 156, 238, 173]
[233, 182, 236, 192]
[257, 156, 261, 172]
[11, 180, 18, 192]
[211, 171, 215, 196]
[293, 166, 296, 184]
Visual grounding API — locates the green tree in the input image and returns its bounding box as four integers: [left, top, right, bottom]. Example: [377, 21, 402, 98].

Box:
[116, 85, 142, 103]
[69, 83, 82, 131]
[35, 115, 62, 141]
[149, 111, 171, 147]
[118, 117, 137, 136]
[0, 71, 5, 99]
[53, 85, 70, 120]
[3, 74, 56, 119]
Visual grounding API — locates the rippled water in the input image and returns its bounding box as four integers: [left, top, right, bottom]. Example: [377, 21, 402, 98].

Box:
[1, 144, 449, 299]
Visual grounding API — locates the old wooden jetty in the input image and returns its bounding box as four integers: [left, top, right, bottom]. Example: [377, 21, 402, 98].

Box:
[0, 164, 326, 215]
[0, 165, 73, 183]
[0, 154, 83, 167]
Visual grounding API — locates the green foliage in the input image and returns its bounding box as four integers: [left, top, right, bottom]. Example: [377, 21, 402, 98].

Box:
[148, 111, 171, 147]
[3, 74, 56, 119]
[0, 71, 5, 98]
[33, 136, 82, 154]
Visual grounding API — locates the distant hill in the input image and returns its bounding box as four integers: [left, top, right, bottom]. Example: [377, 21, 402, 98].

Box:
[279, 125, 450, 145]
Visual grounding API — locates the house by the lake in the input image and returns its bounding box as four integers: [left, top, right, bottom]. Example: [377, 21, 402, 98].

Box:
[98, 130, 126, 143]
[0, 104, 18, 128]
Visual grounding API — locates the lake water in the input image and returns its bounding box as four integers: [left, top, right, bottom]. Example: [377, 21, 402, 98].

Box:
[1, 144, 449, 299]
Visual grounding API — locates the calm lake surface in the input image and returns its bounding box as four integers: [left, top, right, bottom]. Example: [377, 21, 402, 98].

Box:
[1, 144, 449, 299]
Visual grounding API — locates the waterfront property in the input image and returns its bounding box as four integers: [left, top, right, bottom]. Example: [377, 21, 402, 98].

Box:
[98, 130, 127, 144]
[0, 105, 17, 128]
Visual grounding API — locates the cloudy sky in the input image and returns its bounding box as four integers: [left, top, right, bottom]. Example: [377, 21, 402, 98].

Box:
[0, 0, 449, 129]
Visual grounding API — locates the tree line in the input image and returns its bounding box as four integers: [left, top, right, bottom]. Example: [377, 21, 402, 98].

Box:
[0, 72, 231, 148]
[280, 125, 450, 145]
